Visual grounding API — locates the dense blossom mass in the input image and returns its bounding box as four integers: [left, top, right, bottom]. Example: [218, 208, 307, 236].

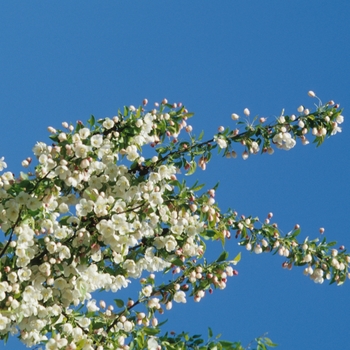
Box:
[0, 93, 346, 349]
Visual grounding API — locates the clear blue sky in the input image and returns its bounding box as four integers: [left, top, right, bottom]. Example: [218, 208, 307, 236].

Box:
[1, 2, 350, 349]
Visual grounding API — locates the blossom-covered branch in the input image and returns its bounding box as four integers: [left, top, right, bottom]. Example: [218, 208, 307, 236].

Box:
[0, 92, 344, 349]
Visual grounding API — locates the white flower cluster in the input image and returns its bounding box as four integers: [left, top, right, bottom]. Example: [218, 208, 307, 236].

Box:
[0, 95, 345, 347]
[219, 92, 344, 161]
[0, 103, 233, 348]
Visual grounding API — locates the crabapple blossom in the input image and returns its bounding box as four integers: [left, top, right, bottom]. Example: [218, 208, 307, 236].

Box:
[0, 94, 346, 349]
[174, 291, 187, 303]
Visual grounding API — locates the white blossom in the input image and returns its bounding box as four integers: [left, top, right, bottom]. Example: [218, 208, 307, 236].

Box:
[174, 291, 186, 303]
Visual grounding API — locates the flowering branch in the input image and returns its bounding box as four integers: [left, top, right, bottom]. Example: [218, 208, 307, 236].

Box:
[0, 92, 344, 349]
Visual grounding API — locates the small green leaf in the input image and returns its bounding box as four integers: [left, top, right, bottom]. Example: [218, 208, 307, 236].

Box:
[123, 106, 129, 116]
[208, 327, 213, 338]
[191, 183, 205, 192]
[264, 337, 278, 347]
[171, 258, 184, 267]
[292, 228, 301, 237]
[198, 130, 205, 141]
[186, 161, 197, 176]
[232, 252, 241, 265]
[88, 115, 95, 128]
[114, 299, 124, 308]
[216, 251, 229, 262]
[183, 112, 194, 119]
[219, 340, 235, 348]
[143, 327, 160, 335]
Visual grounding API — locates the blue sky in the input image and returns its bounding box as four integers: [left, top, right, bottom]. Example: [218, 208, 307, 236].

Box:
[1, 1, 350, 349]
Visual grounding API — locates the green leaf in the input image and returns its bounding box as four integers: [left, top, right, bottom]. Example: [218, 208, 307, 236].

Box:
[216, 250, 229, 262]
[215, 230, 226, 247]
[92, 322, 105, 329]
[198, 130, 205, 141]
[208, 327, 213, 338]
[49, 134, 59, 142]
[186, 161, 197, 176]
[124, 106, 129, 116]
[201, 230, 216, 240]
[292, 228, 301, 237]
[136, 107, 142, 118]
[232, 252, 241, 265]
[219, 340, 235, 348]
[143, 327, 160, 335]
[191, 182, 205, 192]
[263, 337, 278, 347]
[171, 258, 184, 267]
[156, 147, 168, 155]
[183, 112, 194, 119]
[212, 182, 220, 190]
[87, 115, 95, 128]
[114, 299, 124, 308]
